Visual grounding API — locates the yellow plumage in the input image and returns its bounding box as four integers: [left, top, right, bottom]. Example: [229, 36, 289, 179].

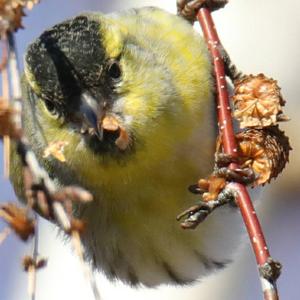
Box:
[11, 7, 243, 286]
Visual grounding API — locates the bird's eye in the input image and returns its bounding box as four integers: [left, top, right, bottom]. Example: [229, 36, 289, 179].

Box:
[108, 60, 122, 80]
[44, 100, 56, 114]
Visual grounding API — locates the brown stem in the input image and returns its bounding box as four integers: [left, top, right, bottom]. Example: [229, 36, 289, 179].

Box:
[197, 7, 280, 299]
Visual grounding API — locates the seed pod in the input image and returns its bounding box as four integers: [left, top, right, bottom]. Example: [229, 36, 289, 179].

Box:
[43, 141, 69, 162]
[198, 176, 226, 202]
[22, 255, 47, 271]
[0, 1, 39, 32]
[0, 203, 35, 241]
[0, 101, 20, 138]
[233, 74, 289, 128]
[69, 218, 86, 235]
[236, 126, 291, 186]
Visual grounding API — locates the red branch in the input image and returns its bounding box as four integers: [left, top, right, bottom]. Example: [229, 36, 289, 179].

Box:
[197, 7, 279, 300]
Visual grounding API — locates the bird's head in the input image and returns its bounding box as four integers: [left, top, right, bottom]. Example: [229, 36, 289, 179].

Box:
[24, 13, 189, 156]
[23, 11, 213, 186]
[24, 14, 134, 156]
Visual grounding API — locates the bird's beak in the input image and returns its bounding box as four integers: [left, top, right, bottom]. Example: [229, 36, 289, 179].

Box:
[79, 92, 105, 140]
[79, 92, 130, 151]
[79, 92, 123, 143]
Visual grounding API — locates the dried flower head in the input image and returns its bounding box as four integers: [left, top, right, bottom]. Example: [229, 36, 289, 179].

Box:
[0, 0, 39, 32]
[22, 255, 47, 271]
[189, 174, 226, 202]
[233, 74, 289, 128]
[0, 100, 20, 138]
[0, 203, 35, 241]
[53, 186, 93, 204]
[197, 176, 226, 202]
[236, 126, 291, 186]
[69, 218, 86, 235]
[43, 141, 69, 162]
[6, 0, 39, 9]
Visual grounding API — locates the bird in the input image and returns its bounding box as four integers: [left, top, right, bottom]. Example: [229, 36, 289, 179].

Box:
[10, 6, 243, 287]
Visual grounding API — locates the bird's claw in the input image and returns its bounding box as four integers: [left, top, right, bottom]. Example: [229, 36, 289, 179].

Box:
[215, 152, 238, 167]
[188, 184, 207, 195]
[214, 153, 258, 185]
[177, 192, 233, 229]
[214, 167, 257, 184]
[176, 202, 213, 229]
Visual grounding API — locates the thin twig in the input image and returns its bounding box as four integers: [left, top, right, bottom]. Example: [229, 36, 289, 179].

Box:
[1, 33, 10, 177]
[28, 264, 36, 300]
[2, 30, 101, 300]
[28, 213, 38, 300]
[197, 7, 280, 300]
[0, 226, 11, 245]
[0, 38, 8, 71]
[71, 231, 101, 300]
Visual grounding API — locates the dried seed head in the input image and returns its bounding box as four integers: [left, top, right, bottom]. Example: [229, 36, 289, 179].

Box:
[69, 218, 86, 235]
[53, 186, 93, 203]
[197, 175, 226, 202]
[23, 0, 39, 10]
[35, 257, 47, 269]
[0, 203, 35, 241]
[22, 255, 47, 271]
[233, 74, 289, 128]
[236, 126, 291, 186]
[0, 1, 39, 32]
[0, 100, 20, 138]
[43, 141, 69, 162]
[22, 255, 35, 271]
[7, 0, 39, 9]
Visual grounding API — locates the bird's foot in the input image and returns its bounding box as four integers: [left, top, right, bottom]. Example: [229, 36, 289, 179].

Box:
[178, 152, 257, 230]
[177, 187, 235, 229]
[188, 152, 256, 203]
[189, 175, 226, 201]
[176, 200, 217, 229]
[214, 152, 258, 185]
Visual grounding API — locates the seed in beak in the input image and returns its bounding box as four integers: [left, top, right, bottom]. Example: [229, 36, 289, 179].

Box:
[101, 115, 120, 132]
[100, 115, 130, 151]
[115, 127, 130, 151]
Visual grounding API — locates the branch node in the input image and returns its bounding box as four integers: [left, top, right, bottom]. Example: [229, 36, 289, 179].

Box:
[259, 257, 282, 282]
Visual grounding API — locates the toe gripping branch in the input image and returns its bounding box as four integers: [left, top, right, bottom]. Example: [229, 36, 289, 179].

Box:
[177, 150, 257, 230]
[177, 185, 236, 230]
[177, 149, 257, 230]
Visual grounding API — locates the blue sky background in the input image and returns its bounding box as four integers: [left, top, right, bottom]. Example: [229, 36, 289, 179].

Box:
[1, 1, 300, 299]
